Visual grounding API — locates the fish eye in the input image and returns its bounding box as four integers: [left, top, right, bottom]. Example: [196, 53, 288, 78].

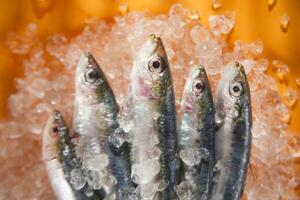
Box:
[148, 56, 165, 73]
[192, 79, 205, 95]
[84, 67, 100, 84]
[229, 82, 244, 97]
[52, 126, 58, 133]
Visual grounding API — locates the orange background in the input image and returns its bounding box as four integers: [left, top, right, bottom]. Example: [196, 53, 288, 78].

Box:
[0, 0, 299, 132]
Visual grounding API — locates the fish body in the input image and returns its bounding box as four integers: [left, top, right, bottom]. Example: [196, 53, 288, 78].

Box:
[212, 62, 252, 200]
[42, 112, 76, 200]
[129, 35, 179, 200]
[73, 52, 132, 199]
[43, 111, 106, 200]
[43, 53, 133, 200]
[177, 65, 215, 200]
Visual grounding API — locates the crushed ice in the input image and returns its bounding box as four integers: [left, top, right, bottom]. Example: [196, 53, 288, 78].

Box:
[0, 3, 299, 199]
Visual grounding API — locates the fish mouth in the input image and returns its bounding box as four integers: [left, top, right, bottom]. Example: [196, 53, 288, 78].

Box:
[232, 61, 246, 76]
[146, 34, 165, 56]
[83, 51, 92, 58]
[196, 64, 205, 71]
[147, 34, 161, 43]
[82, 52, 99, 70]
[194, 64, 207, 78]
[222, 61, 247, 83]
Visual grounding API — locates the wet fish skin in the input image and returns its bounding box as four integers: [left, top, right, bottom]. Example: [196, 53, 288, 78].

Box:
[212, 62, 252, 200]
[178, 65, 215, 200]
[108, 128, 135, 199]
[129, 34, 179, 200]
[74, 52, 119, 139]
[159, 80, 179, 200]
[42, 111, 76, 200]
[74, 52, 133, 198]
[43, 111, 105, 200]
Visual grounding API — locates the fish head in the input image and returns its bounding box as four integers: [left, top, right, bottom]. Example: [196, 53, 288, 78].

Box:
[181, 64, 213, 114]
[75, 52, 111, 104]
[131, 34, 171, 99]
[216, 61, 251, 120]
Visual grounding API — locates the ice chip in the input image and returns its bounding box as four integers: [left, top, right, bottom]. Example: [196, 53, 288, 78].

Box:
[46, 34, 68, 62]
[240, 59, 255, 73]
[180, 148, 203, 166]
[234, 40, 263, 59]
[139, 183, 157, 199]
[84, 186, 94, 197]
[190, 25, 210, 43]
[119, 185, 139, 200]
[108, 127, 129, 148]
[272, 60, 290, 82]
[132, 159, 160, 184]
[69, 168, 86, 190]
[211, 0, 223, 11]
[119, 3, 129, 16]
[209, 12, 235, 36]
[175, 181, 193, 200]
[86, 170, 103, 190]
[284, 88, 299, 108]
[84, 154, 109, 172]
[296, 77, 300, 88]
[268, 0, 277, 11]
[187, 9, 201, 21]
[280, 14, 290, 33]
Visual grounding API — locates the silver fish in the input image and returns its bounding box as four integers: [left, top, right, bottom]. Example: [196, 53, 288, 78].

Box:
[212, 62, 252, 200]
[43, 110, 106, 199]
[129, 34, 179, 200]
[177, 65, 215, 200]
[42, 111, 76, 200]
[43, 52, 133, 200]
[73, 52, 132, 199]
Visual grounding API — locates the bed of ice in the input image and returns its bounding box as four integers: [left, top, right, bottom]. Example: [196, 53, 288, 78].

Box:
[0, 4, 299, 199]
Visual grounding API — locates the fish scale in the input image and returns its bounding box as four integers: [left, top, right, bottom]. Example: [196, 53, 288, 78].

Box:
[42, 52, 134, 199]
[73, 52, 133, 199]
[129, 35, 179, 200]
[159, 88, 178, 200]
[177, 65, 215, 200]
[54, 111, 106, 200]
[43, 41, 252, 200]
[212, 62, 252, 200]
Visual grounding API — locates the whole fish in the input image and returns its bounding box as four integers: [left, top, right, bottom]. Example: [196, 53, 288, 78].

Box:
[212, 62, 252, 200]
[42, 110, 106, 199]
[177, 65, 215, 200]
[129, 34, 179, 200]
[73, 52, 133, 199]
[42, 111, 76, 200]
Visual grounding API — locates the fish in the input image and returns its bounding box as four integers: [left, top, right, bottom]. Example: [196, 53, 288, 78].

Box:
[211, 62, 252, 200]
[128, 34, 179, 200]
[73, 52, 133, 199]
[42, 111, 76, 200]
[42, 110, 106, 199]
[176, 65, 215, 200]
